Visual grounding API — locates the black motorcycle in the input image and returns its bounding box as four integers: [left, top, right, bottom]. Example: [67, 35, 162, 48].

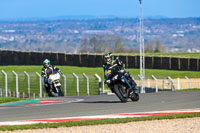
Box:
[104, 66, 139, 103]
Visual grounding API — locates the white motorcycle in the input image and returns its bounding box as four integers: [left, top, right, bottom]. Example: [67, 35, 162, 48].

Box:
[48, 71, 64, 97]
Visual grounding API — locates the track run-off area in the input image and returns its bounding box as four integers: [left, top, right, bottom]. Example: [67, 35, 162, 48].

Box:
[0, 91, 200, 126]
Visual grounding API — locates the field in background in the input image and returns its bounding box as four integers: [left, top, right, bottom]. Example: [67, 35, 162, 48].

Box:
[114, 52, 200, 58]
[1, 66, 200, 97]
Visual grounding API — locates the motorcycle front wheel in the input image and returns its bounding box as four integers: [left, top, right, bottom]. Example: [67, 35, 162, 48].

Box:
[114, 84, 128, 103]
[130, 92, 139, 101]
[57, 86, 64, 96]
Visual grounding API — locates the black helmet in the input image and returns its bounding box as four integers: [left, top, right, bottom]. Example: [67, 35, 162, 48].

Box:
[104, 52, 113, 65]
[43, 59, 50, 67]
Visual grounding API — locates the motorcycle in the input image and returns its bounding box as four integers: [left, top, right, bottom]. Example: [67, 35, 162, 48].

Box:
[105, 66, 139, 103]
[46, 70, 64, 97]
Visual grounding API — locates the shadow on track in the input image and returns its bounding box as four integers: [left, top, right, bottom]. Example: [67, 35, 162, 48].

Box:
[76, 101, 122, 104]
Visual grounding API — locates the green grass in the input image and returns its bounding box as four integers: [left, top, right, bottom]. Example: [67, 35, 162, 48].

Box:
[0, 97, 25, 104]
[0, 112, 199, 131]
[160, 88, 200, 93]
[1, 65, 200, 97]
[113, 52, 200, 58]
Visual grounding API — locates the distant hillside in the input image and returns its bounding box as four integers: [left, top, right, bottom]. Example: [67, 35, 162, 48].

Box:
[0, 17, 199, 53]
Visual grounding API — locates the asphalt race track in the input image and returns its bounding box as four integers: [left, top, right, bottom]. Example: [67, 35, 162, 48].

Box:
[0, 91, 200, 122]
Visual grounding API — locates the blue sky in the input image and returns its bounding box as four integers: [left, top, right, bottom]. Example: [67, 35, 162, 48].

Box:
[0, 0, 199, 19]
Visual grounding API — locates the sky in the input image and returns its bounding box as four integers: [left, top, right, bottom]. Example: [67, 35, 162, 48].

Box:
[0, 0, 200, 20]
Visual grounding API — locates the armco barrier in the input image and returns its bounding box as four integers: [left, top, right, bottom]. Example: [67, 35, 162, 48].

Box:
[0, 50, 200, 71]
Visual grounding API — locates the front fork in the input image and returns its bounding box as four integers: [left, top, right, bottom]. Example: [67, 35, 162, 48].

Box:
[122, 76, 137, 97]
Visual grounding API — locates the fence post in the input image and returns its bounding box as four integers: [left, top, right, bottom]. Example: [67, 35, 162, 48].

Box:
[24, 71, 31, 98]
[168, 76, 175, 91]
[177, 78, 180, 90]
[36, 72, 42, 98]
[0, 88, 3, 97]
[94, 74, 102, 95]
[83, 73, 90, 96]
[62, 74, 67, 96]
[152, 75, 158, 92]
[1, 70, 8, 97]
[138, 75, 145, 93]
[147, 79, 150, 88]
[102, 81, 105, 94]
[73, 73, 79, 96]
[185, 76, 192, 89]
[12, 71, 19, 98]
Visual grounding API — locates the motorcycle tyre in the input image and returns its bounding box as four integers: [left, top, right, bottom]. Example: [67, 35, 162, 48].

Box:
[130, 93, 139, 102]
[114, 84, 128, 103]
[58, 86, 64, 96]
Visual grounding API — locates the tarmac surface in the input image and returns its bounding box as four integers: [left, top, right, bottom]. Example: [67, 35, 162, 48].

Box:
[0, 91, 200, 122]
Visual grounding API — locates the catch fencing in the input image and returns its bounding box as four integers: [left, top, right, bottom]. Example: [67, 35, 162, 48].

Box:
[0, 70, 100, 98]
[0, 70, 199, 98]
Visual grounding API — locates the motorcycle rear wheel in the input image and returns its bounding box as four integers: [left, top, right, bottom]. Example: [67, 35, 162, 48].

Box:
[114, 84, 128, 103]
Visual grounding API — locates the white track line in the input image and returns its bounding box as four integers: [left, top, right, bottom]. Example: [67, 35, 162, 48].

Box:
[0, 108, 200, 126]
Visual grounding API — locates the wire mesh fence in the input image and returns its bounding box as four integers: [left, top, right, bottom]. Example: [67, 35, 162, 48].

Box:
[0, 70, 199, 98]
[0, 71, 100, 98]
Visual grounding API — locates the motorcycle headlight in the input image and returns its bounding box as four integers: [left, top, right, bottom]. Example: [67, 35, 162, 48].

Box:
[54, 80, 59, 84]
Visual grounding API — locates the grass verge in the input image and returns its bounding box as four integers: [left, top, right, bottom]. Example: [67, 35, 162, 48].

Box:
[0, 112, 200, 131]
[0, 97, 25, 104]
[160, 88, 200, 93]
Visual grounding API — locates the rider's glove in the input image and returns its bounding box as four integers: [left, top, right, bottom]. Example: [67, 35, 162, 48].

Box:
[44, 83, 48, 88]
[44, 78, 48, 83]
[119, 69, 125, 73]
[105, 79, 111, 84]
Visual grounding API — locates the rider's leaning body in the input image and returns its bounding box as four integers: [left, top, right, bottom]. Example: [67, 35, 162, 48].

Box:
[103, 52, 136, 88]
[41, 59, 62, 95]
[103, 52, 124, 80]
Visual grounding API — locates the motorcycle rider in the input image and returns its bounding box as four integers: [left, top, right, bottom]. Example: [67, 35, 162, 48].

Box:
[103, 52, 136, 88]
[41, 59, 62, 96]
